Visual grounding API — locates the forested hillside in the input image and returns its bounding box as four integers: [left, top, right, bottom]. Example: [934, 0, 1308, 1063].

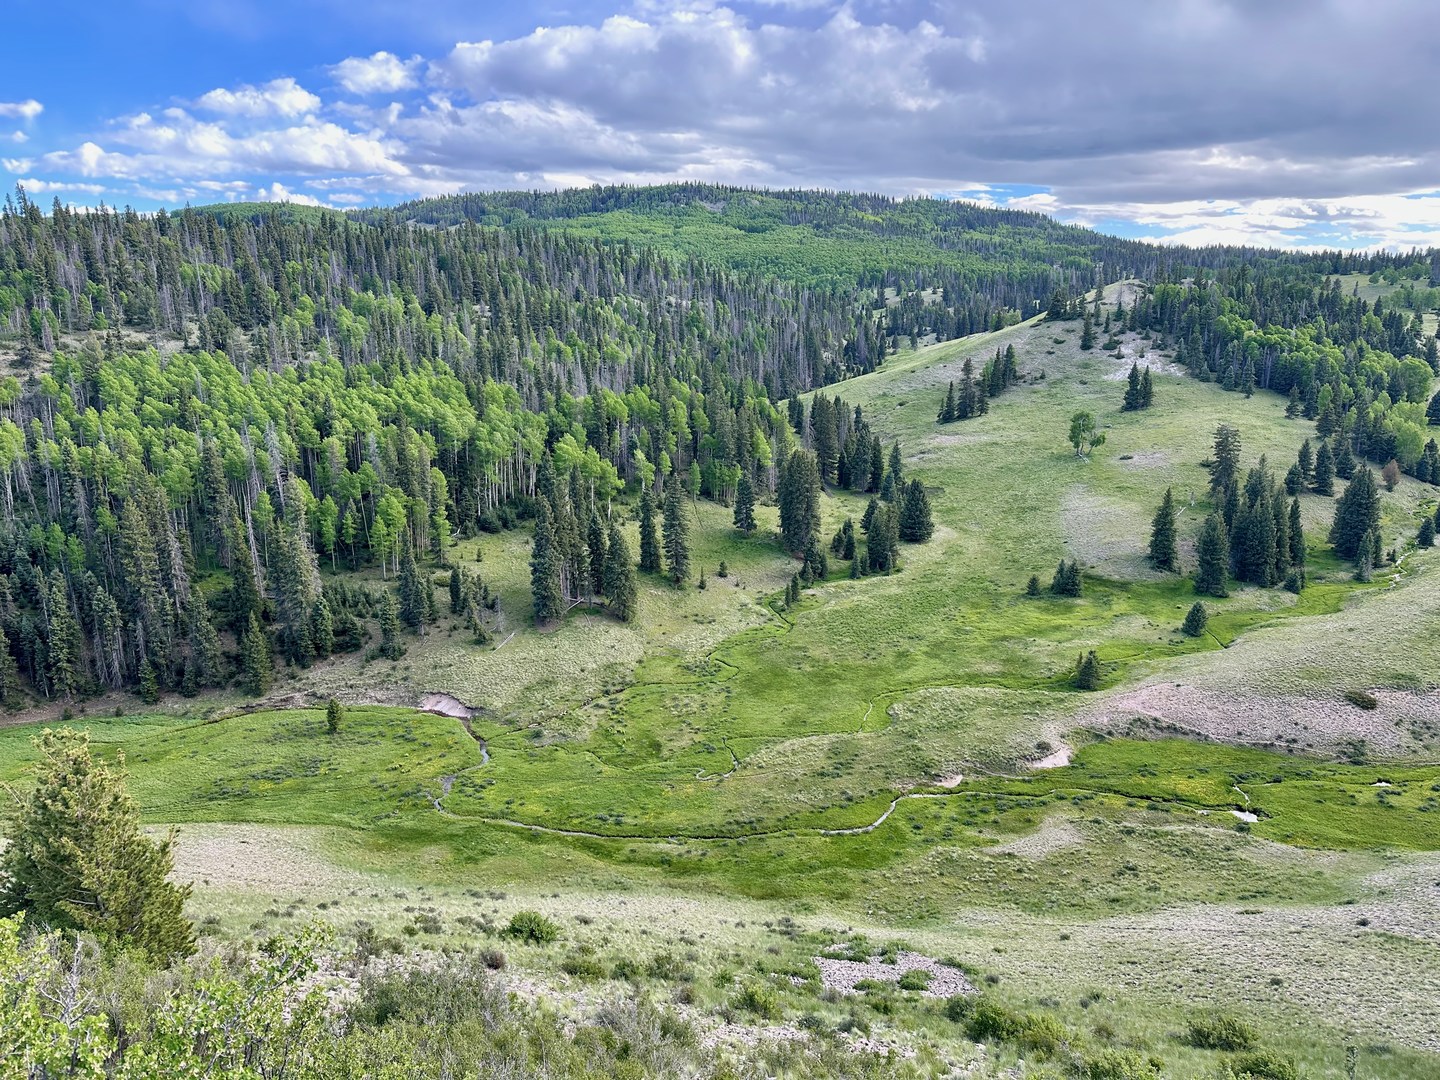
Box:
[0, 182, 1436, 709]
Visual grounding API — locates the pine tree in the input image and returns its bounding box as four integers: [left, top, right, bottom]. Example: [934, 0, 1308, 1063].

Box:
[1122, 362, 1142, 410]
[1181, 602, 1208, 638]
[938, 381, 957, 423]
[530, 502, 564, 622]
[137, 657, 160, 705]
[1025, 575, 1041, 596]
[662, 483, 691, 585]
[778, 449, 821, 554]
[1288, 498, 1306, 567]
[733, 473, 757, 534]
[1050, 559, 1082, 597]
[377, 594, 404, 660]
[326, 698, 344, 734]
[1312, 441, 1335, 495]
[1074, 650, 1101, 690]
[0, 625, 20, 706]
[449, 566, 464, 614]
[1354, 529, 1375, 582]
[898, 479, 934, 542]
[1139, 366, 1154, 407]
[0, 729, 194, 963]
[240, 613, 273, 696]
[1193, 513, 1230, 597]
[602, 523, 638, 622]
[1297, 439, 1314, 485]
[188, 599, 223, 687]
[1080, 309, 1095, 351]
[1329, 467, 1381, 560]
[587, 513, 607, 598]
[1209, 424, 1242, 495]
[1149, 488, 1178, 571]
[397, 532, 425, 630]
[1333, 439, 1355, 480]
[841, 519, 856, 560]
[638, 488, 661, 572]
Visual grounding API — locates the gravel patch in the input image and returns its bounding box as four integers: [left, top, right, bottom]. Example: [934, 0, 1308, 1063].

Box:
[993, 818, 1085, 859]
[814, 951, 975, 999]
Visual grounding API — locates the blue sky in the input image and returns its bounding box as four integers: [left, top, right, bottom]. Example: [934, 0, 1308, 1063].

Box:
[5, 0, 1440, 251]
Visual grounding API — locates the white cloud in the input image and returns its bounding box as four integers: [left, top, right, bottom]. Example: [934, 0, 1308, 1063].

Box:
[0, 100, 43, 121]
[256, 181, 325, 206]
[2, 157, 33, 173]
[330, 51, 421, 94]
[16, 178, 107, 195]
[194, 78, 320, 118]
[10, 131, 29, 144]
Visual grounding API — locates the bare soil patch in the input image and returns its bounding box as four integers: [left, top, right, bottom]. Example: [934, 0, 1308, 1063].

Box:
[814, 950, 975, 999]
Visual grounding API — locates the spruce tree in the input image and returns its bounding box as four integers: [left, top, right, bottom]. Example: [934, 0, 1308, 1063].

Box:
[1297, 439, 1314, 485]
[326, 698, 344, 734]
[449, 565, 464, 614]
[1080, 309, 1096, 351]
[0, 625, 20, 706]
[1333, 439, 1355, 480]
[137, 657, 160, 705]
[898, 479, 934, 542]
[1419, 517, 1436, 548]
[733, 473, 757, 534]
[587, 513, 607, 598]
[1288, 498, 1306, 567]
[778, 449, 821, 554]
[1074, 650, 1101, 690]
[1354, 529, 1375, 582]
[1181, 601, 1209, 638]
[1329, 467, 1381, 560]
[240, 613, 272, 695]
[1149, 488, 1178, 571]
[1139, 366, 1154, 407]
[530, 502, 564, 622]
[602, 523, 638, 622]
[1193, 513, 1230, 597]
[1209, 424, 1242, 495]
[638, 488, 661, 572]
[1122, 362, 1142, 410]
[662, 483, 691, 585]
[0, 729, 194, 963]
[397, 532, 425, 630]
[377, 594, 403, 660]
[1025, 575, 1041, 596]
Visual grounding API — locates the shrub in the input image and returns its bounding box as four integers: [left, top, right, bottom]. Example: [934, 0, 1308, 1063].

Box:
[1017, 1012, 1071, 1057]
[1185, 1013, 1258, 1051]
[1082, 1049, 1163, 1080]
[897, 968, 933, 992]
[962, 997, 1024, 1043]
[729, 979, 781, 1020]
[505, 910, 560, 945]
[1343, 688, 1379, 710]
[943, 994, 975, 1023]
[560, 952, 606, 980]
[1232, 1049, 1299, 1080]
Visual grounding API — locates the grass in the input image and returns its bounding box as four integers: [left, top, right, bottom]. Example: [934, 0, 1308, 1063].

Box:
[4, 283, 1440, 1073]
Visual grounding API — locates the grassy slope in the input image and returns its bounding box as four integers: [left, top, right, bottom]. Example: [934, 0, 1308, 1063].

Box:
[4, 284, 1440, 1072]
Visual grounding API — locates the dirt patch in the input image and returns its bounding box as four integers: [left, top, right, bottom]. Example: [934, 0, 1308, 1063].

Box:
[814, 950, 975, 999]
[993, 818, 1084, 859]
[163, 823, 363, 892]
[1028, 744, 1072, 769]
[1090, 682, 1421, 756]
[418, 692, 477, 719]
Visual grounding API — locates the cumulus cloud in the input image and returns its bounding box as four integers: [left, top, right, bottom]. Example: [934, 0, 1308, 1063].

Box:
[12, 1, 1440, 248]
[194, 78, 320, 118]
[0, 100, 43, 121]
[256, 181, 325, 206]
[16, 178, 107, 195]
[330, 51, 421, 94]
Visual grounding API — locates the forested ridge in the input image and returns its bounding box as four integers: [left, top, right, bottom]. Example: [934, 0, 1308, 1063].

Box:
[0, 182, 1435, 706]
